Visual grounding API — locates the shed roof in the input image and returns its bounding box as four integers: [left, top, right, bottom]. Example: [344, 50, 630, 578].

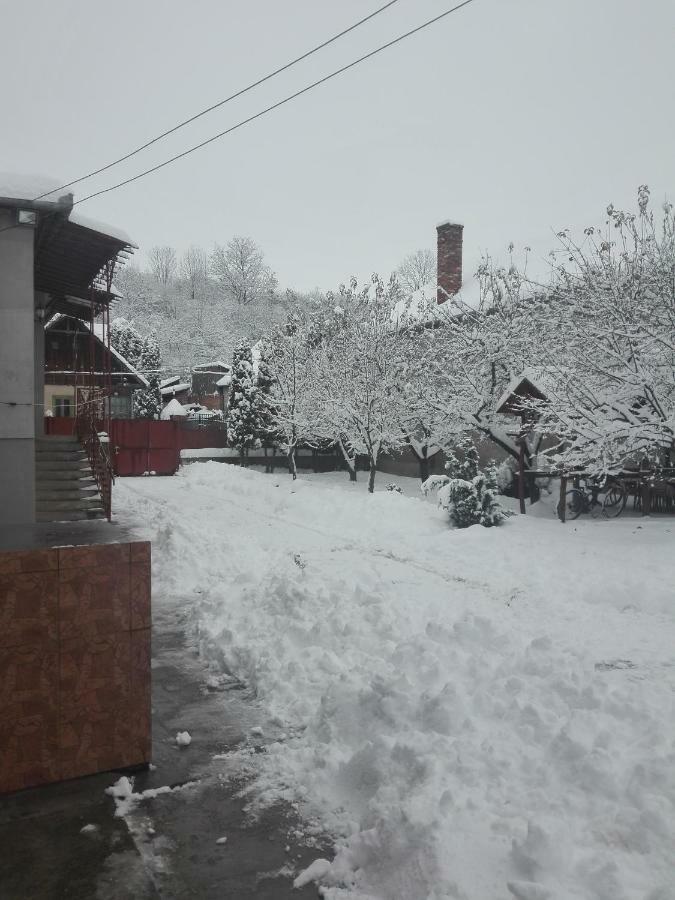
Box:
[160, 382, 190, 397]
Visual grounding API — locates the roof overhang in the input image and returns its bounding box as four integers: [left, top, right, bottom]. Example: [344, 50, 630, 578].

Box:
[496, 376, 549, 417]
[0, 181, 136, 315]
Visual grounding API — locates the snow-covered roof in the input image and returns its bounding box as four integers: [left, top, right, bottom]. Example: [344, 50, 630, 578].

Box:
[161, 398, 187, 419]
[216, 374, 232, 388]
[160, 375, 181, 389]
[69, 209, 137, 248]
[495, 367, 558, 414]
[46, 313, 148, 387]
[160, 382, 190, 397]
[193, 360, 231, 372]
[89, 322, 149, 388]
[0, 171, 137, 247]
[0, 172, 67, 203]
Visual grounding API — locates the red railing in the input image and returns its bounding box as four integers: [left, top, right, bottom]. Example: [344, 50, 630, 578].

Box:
[75, 399, 114, 521]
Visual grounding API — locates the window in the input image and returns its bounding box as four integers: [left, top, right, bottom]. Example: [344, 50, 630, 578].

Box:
[108, 394, 131, 419]
[53, 397, 73, 418]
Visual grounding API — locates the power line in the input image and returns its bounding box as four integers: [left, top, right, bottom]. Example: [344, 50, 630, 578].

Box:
[33, 1, 402, 201]
[74, 0, 478, 206]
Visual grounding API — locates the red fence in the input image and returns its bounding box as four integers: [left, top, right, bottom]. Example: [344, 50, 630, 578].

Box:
[45, 418, 228, 476]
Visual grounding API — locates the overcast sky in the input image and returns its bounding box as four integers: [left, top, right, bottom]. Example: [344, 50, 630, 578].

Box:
[2, 0, 673, 291]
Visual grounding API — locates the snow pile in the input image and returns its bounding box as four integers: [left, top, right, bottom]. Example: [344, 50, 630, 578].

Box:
[160, 398, 186, 419]
[175, 730, 192, 747]
[116, 465, 675, 900]
[105, 775, 198, 817]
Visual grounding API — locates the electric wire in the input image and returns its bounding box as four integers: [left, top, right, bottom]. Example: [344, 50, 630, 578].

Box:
[73, 0, 478, 206]
[32, 1, 403, 201]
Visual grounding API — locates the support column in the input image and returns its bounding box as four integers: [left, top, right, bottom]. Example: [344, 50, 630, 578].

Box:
[0, 208, 36, 524]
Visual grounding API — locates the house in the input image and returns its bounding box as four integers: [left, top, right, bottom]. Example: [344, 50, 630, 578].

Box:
[160, 374, 191, 408]
[191, 360, 232, 411]
[45, 314, 148, 418]
[0, 173, 151, 795]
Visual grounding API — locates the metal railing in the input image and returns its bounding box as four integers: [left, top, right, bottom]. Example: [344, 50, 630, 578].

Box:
[75, 400, 114, 521]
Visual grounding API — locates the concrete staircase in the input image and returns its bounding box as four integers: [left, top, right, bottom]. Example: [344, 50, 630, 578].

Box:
[36, 435, 105, 522]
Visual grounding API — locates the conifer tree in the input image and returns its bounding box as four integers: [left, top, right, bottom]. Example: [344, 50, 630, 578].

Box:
[254, 342, 278, 447]
[134, 331, 162, 419]
[110, 318, 144, 369]
[227, 344, 259, 463]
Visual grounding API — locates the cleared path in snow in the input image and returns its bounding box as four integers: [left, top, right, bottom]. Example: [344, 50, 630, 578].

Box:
[116, 465, 675, 900]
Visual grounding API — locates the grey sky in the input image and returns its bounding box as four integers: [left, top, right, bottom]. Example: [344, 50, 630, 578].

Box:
[2, 0, 673, 291]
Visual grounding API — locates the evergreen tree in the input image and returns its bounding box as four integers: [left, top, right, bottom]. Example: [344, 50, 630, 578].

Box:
[134, 331, 162, 419]
[227, 344, 259, 462]
[254, 342, 278, 447]
[110, 317, 144, 368]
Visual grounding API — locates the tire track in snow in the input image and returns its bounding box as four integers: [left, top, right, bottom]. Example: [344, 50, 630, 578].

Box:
[118, 476, 501, 601]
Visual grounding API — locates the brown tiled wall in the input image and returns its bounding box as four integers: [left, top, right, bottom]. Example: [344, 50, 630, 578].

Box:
[0, 541, 151, 794]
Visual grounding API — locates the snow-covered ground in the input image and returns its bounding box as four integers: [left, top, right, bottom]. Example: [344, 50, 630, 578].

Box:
[116, 464, 675, 900]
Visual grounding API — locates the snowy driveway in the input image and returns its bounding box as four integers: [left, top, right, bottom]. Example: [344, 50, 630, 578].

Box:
[116, 464, 675, 900]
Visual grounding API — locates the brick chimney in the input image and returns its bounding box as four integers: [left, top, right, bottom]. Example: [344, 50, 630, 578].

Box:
[436, 221, 463, 304]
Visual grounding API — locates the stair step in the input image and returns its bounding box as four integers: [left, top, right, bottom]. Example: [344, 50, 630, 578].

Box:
[36, 470, 95, 482]
[36, 459, 92, 470]
[37, 454, 84, 460]
[37, 497, 103, 511]
[36, 509, 105, 523]
[36, 477, 97, 488]
[36, 488, 99, 502]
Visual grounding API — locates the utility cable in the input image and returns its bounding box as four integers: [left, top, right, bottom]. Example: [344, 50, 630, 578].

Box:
[32, 1, 402, 201]
[73, 0, 478, 206]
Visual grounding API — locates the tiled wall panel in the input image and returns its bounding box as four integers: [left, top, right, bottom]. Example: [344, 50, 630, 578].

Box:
[0, 541, 151, 793]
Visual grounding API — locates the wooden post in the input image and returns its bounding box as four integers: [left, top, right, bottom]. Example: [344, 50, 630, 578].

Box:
[518, 440, 526, 514]
[641, 480, 651, 516]
[558, 475, 567, 523]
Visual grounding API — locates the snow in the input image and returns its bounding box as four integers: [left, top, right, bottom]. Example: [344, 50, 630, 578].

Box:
[68, 209, 136, 247]
[160, 382, 190, 397]
[216, 374, 232, 387]
[90, 321, 148, 386]
[46, 314, 149, 387]
[105, 775, 197, 817]
[175, 730, 192, 747]
[215, 836, 228, 845]
[116, 466, 675, 900]
[192, 360, 231, 372]
[180, 447, 238, 460]
[0, 172, 136, 245]
[161, 398, 186, 419]
[0, 171, 66, 202]
[160, 375, 181, 389]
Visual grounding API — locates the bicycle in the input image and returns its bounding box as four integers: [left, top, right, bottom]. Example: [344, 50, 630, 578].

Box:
[559, 476, 627, 520]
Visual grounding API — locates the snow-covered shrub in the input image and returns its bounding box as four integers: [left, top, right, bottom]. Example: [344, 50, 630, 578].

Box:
[495, 458, 516, 494]
[423, 465, 505, 528]
[386, 483, 403, 493]
[444, 444, 479, 481]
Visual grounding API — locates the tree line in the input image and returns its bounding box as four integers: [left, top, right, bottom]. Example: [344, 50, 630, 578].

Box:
[223, 188, 674, 492]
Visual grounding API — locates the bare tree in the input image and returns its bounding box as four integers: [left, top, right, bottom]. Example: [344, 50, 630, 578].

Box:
[312, 275, 409, 492]
[148, 246, 177, 288]
[211, 236, 277, 305]
[181, 246, 207, 300]
[263, 321, 318, 478]
[397, 248, 436, 293]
